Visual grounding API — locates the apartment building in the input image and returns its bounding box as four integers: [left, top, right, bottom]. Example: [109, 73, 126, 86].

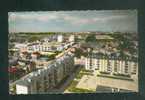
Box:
[27, 44, 55, 52]
[57, 35, 63, 42]
[13, 53, 74, 94]
[85, 52, 138, 76]
[27, 43, 75, 52]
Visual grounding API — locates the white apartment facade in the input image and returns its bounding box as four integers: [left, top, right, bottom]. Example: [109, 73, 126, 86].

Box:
[27, 42, 74, 52]
[28, 44, 55, 52]
[57, 35, 63, 42]
[85, 53, 138, 76]
[13, 53, 74, 94]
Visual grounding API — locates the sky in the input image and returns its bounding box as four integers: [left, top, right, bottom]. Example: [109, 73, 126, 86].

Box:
[9, 10, 137, 33]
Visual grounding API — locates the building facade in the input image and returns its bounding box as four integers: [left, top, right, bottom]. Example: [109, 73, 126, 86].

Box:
[13, 53, 74, 94]
[69, 35, 75, 42]
[85, 52, 138, 76]
[57, 35, 63, 42]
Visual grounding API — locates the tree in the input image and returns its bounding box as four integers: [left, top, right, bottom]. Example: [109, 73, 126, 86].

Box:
[48, 54, 56, 60]
[74, 48, 81, 58]
[28, 36, 40, 42]
[85, 34, 97, 42]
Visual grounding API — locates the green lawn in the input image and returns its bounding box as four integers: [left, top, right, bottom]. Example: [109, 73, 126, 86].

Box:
[76, 73, 84, 79]
[67, 80, 78, 91]
[66, 68, 95, 93]
[69, 87, 95, 93]
[75, 68, 93, 79]
[67, 80, 94, 93]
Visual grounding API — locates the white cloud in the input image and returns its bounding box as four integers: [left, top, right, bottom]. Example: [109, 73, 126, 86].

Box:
[70, 15, 126, 25]
[8, 10, 137, 33]
[9, 13, 35, 21]
[9, 12, 60, 22]
[37, 15, 58, 21]
[62, 15, 104, 25]
[9, 11, 127, 24]
[61, 13, 127, 25]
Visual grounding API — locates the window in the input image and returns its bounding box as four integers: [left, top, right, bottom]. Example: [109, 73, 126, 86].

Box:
[44, 76, 48, 92]
[90, 58, 92, 66]
[36, 81, 41, 93]
[48, 73, 52, 88]
[124, 62, 129, 73]
[96, 60, 100, 68]
[54, 69, 58, 85]
[133, 63, 137, 74]
[107, 60, 111, 72]
[114, 61, 118, 72]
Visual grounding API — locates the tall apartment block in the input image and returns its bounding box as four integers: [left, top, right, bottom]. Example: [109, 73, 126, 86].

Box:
[12, 53, 74, 94]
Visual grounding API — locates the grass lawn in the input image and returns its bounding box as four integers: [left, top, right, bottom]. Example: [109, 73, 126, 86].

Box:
[65, 67, 95, 93]
[67, 80, 78, 91]
[69, 87, 95, 93]
[76, 72, 84, 79]
[67, 80, 94, 93]
[76, 68, 93, 79]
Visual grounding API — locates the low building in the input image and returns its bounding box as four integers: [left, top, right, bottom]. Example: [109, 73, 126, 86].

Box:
[57, 35, 63, 42]
[57, 45, 64, 51]
[31, 52, 41, 60]
[28, 44, 53, 52]
[69, 35, 75, 42]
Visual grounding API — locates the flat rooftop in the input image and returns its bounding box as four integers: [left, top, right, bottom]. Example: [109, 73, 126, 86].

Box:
[76, 75, 138, 92]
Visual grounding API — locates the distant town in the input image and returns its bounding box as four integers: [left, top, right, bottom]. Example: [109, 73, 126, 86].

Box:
[9, 31, 138, 94]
